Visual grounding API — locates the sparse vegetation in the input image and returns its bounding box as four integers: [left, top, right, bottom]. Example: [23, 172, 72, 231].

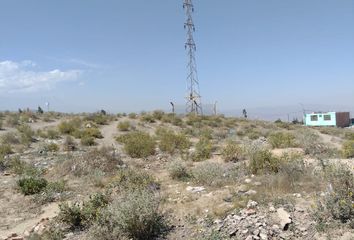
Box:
[117, 121, 131, 131]
[222, 141, 245, 162]
[342, 140, 354, 159]
[168, 160, 191, 180]
[156, 128, 191, 155]
[192, 137, 213, 161]
[18, 177, 48, 195]
[268, 131, 296, 148]
[192, 162, 225, 187]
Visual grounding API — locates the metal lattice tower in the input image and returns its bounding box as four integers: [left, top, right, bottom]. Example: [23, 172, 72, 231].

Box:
[183, 0, 202, 115]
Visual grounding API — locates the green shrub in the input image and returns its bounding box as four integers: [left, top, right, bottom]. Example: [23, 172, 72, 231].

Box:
[110, 168, 157, 191]
[222, 141, 245, 162]
[91, 190, 167, 240]
[58, 192, 110, 230]
[117, 121, 131, 131]
[44, 143, 59, 152]
[18, 177, 48, 195]
[192, 137, 213, 161]
[0, 144, 12, 156]
[192, 162, 225, 187]
[5, 156, 41, 176]
[58, 118, 82, 135]
[161, 114, 183, 126]
[342, 140, 354, 158]
[117, 131, 156, 158]
[248, 148, 280, 174]
[168, 161, 190, 180]
[268, 131, 296, 148]
[81, 136, 96, 146]
[156, 128, 190, 155]
[36, 180, 67, 204]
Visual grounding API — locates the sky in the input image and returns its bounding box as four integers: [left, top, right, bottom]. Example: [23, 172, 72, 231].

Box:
[0, 0, 354, 118]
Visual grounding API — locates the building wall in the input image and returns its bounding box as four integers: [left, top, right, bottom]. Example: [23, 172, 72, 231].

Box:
[304, 112, 337, 127]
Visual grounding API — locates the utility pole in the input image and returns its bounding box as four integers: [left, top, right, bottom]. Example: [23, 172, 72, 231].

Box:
[183, 0, 202, 115]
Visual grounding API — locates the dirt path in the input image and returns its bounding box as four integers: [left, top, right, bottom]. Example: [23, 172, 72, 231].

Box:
[96, 120, 120, 148]
[0, 203, 59, 239]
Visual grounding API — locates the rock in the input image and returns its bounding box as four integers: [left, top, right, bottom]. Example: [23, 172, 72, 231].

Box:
[253, 181, 262, 186]
[247, 200, 258, 209]
[245, 236, 253, 240]
[237, 184, 249, 193]
[228, 228, 238, 236]
[245, 178, 252, 184]
[186, 186, 205, 193]
[269, 206, 276, 212]
[245, 190, 257, 196]
[276, 208, 292, 230]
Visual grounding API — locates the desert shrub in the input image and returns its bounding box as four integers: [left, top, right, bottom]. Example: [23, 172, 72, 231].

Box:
[161, 114, 183, 126]
[83, 127, 103, 139]
[46, 129, 60, 139]
[0, 144, 12, 156]
[58, 192, 110, 230]
[36, 180, 67, 204]
[168, 160, 190, 180]
[344, 131, 354, 141]
[110, 168, 157, 192]
[17, 124, 35, 145]
[84, 113, 110, 125]
[58, 118, 82, 135]
[192, 137, 213, 161]
[192, 162, 225, 187]
[156, 128, 190, 155]
[186, 114, 202, 126]
[63, 147, 123, 177]
[81, 135, 96, 146]
[0, 119, 2, 130]
[222, 141, 245, 162]
[18, 177, 48, 195]
[117, 121, 131, 131]
[6, 114, 20, 127]
[44, 143, 59, 152]
[277, 153, 306, 188]
[152, 110, 165, 121]
[91, 190, 168, 240]
[268, 131, 296, 148]
[248, 147, 280, 174]
[63, 136, 77, 151]
[128, 112, 137, 119]
[5, 156, 41, 176]
[1, 132, 20, 144]
[314, 166, 354, 229]
[342, 140, 354, 158]
[141, 114, 155, 123]
[117, 131, 155, 158]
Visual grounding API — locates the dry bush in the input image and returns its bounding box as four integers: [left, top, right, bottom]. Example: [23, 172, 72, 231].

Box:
[314, 166, 354, 230]
[63, 136, 77, 151]
[222, 141, 245, 162]
[268, 131, 296, 148]
[6, 114, 20, 127]
[17, 124, 35, 146]
[81, 136, 96, 146]
[90, 190, 168, 240]
[140, 114, 156, 123]
[84, 113, 111, 125]
[192, 162, 225, 187]
[0, 144, 13, 156]
[56, 147, 123, 177]
[168, 160, 191, 180]
[128, 112, 137, 119]
[1, 132, 20, 145]
[152, 110, 165, 121]
[117, 131, 156, 158]
[161, 113, 183, 126]
[342, 140, 354, 159]
[43, 143, 60, 152]
[109, 168, 157, 192]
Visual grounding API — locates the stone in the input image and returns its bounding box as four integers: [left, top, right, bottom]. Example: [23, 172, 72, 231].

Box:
[276, 208, 292, 231]
[186, 186, 205, 193]
[237, 184, 249, 193]
[247, 200, 258, 209]
[245, 178, 252, 184]
[245, 190, 257, 196]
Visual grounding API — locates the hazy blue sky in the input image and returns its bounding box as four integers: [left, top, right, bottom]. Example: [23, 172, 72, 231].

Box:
[1, 0, 354, 116]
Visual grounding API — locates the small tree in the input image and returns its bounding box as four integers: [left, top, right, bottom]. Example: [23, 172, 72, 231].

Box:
[37, 106, 44, 114]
